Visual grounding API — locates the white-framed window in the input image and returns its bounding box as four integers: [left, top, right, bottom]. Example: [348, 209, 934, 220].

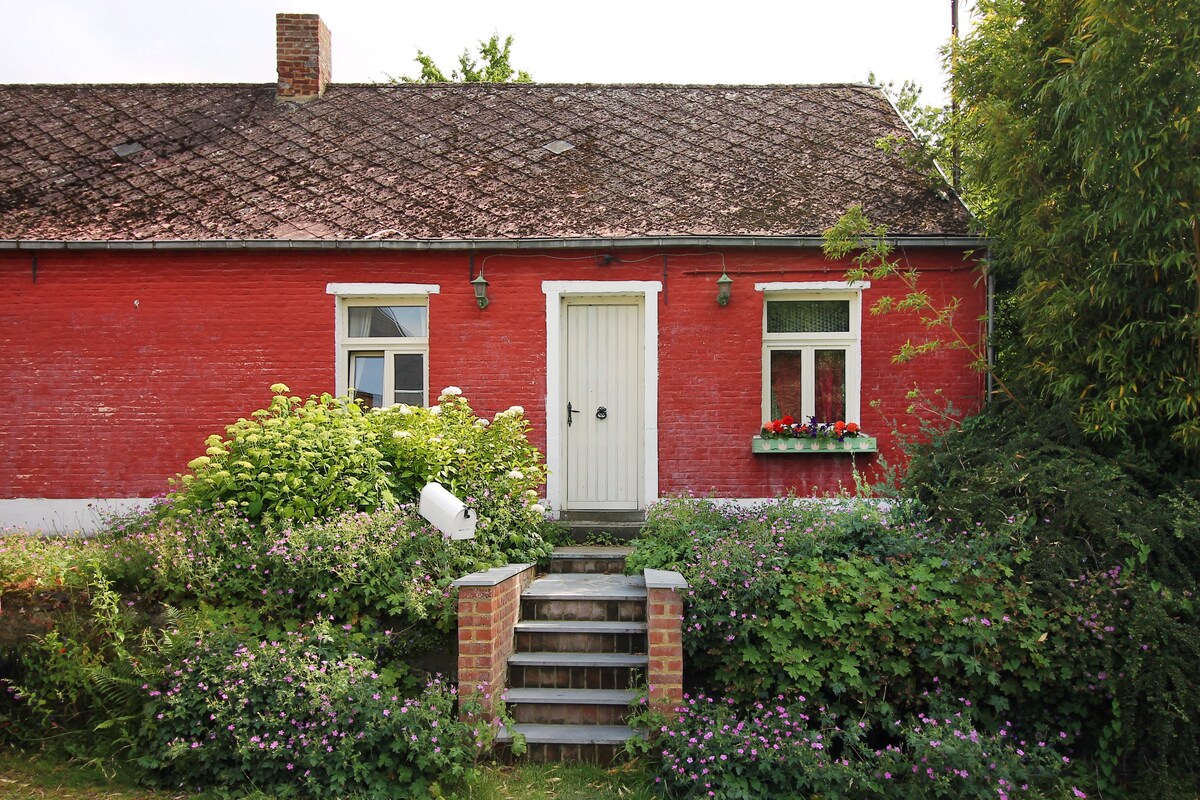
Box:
[327, 284, 439, 409]
[756, 282, 868, 424]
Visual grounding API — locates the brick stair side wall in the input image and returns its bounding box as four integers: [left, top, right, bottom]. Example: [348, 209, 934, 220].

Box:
[645, 571, 687, 717]
[453, 563, 536, 719]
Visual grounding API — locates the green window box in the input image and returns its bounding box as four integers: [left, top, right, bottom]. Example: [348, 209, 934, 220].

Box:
[751, 435, 877, 454]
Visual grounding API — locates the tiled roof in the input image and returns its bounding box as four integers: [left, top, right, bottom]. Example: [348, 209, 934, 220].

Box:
[0, 83, 972, 242]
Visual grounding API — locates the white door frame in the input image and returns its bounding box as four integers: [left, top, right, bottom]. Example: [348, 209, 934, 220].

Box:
[543, 280, 661, 514]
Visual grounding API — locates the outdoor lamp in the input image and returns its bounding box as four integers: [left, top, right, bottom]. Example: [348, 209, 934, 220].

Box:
[716, 269, 733, 306]
[471, 269, 489, 309]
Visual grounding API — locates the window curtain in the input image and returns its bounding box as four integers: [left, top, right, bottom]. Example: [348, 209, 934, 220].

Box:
[815, 350, 846, 421]
[349, 308, 372, 337]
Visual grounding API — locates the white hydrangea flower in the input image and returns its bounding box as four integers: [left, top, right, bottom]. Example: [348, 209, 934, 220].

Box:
[507, 469, 524, 480]
[392, 430, 412, 439]
[455, 448, 467, 455]
[429, 405, 441, 416]
[440, 386, 462, 397]
[395, 404, 413, 416]
[530, 504, 545, 515]
[508, 405, 524, 415]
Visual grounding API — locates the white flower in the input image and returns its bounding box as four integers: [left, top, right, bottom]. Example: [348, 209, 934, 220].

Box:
[475, 418, 490, 427]
[269, 383, 291, 395]
[440, 386, 462, 397]
[507, 469, 524, 480]
[455, 448, 467, 455]
[394, 404, 413, 416]
[530, 504, 545, 516]
[525, 489, 538, 499]
[429, 405, 441, 416]
[392, 430, 412, 439]
[507, 405, 524, 415]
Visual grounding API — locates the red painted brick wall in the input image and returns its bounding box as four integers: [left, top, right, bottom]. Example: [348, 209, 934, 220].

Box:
[0, 246, 984, 501]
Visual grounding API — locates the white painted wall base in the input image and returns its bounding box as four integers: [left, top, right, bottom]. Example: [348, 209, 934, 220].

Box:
[651, 496, 897, 512]
[0, 498, 153, 534]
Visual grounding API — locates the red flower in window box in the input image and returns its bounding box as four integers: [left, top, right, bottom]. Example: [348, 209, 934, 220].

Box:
[760, 415, 863, 441]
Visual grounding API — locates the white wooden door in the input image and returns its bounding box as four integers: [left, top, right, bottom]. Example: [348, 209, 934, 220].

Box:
[563, 300, 643, 510]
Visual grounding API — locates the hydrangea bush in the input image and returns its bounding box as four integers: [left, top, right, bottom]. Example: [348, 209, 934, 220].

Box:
[167, 385, 551, 562]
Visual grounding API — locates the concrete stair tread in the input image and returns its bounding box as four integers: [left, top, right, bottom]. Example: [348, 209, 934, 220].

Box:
[498, 723, 643, 745]
[508, 652, 647, 667]
[523, 573, 646, 600]
[514, 619, 647, 634]
[506, 688, 639, 705]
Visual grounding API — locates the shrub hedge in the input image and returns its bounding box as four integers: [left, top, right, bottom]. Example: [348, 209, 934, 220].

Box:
[1, 387, 552, 798]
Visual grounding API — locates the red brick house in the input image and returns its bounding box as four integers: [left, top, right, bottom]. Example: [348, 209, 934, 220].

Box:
[0, 15, 985, 531]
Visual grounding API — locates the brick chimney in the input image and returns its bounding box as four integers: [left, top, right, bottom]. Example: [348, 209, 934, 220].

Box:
[276, 13, 331, 102]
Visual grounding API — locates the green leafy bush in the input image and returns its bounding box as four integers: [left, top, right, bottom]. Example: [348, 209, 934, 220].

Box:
[902, 402, 1200, 792]
[629, 495, 1198, 794]
[171, 386, 394, 522]
[135, 618, 496, 798]
[166, 385, 551, 561]
[653, 690, 1065, 800]
[2, 574, 159, 754]
[137, 507, 478, 648]
[629, 498, 1046, 718]
[367, 389, 550, 563]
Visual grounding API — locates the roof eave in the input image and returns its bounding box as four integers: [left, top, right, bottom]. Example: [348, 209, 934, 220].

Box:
[0, 234, 990, 252]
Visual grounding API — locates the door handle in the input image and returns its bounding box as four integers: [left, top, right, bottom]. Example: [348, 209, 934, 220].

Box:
[596, 406, 607, 420]
[567, 401, 581, 427]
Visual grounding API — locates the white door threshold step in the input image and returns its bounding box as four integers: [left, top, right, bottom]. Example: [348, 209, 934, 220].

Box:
[514, 619, 647, 635]
[508, 652, 648, 668]
[506, 688, 639, 705]
[523, 573, 646, 600]
[498, 723, 643, 745]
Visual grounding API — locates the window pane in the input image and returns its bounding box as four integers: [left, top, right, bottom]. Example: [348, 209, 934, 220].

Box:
[815, 349, 847, 421]
[348, 306, 427, 338]
[767, 300, 849, 333]
[769, 350, 803, 420]
[351, 354, 384, 409]
[393, 353, 424, 406]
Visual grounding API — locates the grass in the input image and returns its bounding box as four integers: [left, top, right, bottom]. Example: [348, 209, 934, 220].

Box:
[0, 750, 182, 800]
[0, 749, 660, 800]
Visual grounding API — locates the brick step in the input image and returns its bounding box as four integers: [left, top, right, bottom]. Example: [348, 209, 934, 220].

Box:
[514, 620, 647, 654]
[549, 546, 633, 574]
[520, 573, 647, 622]
[506, 687, 638, 725]
[561, 522, 644, 543]
[495, 723, 641, 764]
[508, 651, 647, 690]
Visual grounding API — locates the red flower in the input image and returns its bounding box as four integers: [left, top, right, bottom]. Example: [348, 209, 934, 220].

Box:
[846, 422, 860, 433]
[781, 415, 795, 426]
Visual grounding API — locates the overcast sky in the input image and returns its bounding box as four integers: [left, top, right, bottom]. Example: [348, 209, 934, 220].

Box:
[2, 1, 967, 106]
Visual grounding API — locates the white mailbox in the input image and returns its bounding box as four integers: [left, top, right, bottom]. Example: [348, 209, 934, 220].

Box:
[419, 482, 477, 540]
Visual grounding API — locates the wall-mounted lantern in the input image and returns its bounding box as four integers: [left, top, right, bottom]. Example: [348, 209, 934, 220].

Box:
[471, 269, 490, 309]
[716, 269, 733, 306]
